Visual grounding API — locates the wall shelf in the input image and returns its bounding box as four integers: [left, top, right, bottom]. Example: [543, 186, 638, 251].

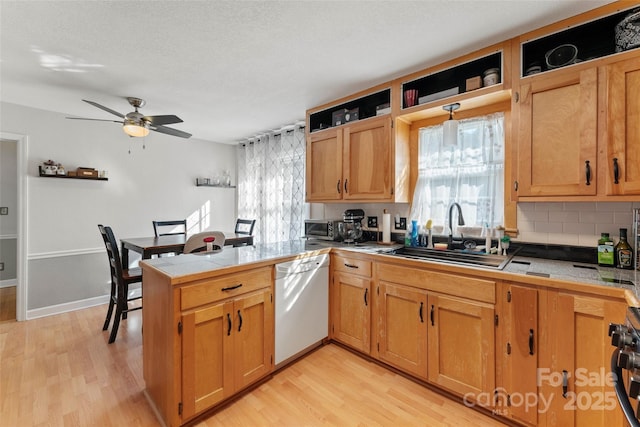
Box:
[38, 166, 107, 181]
[195, 179, 235, 188]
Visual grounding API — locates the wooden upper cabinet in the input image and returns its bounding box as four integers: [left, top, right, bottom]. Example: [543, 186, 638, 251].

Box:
[603, 55, 640, 195]
[306, 128, 343, 201]
[343, 117, 392, 200]
[517, 67, 598, 197]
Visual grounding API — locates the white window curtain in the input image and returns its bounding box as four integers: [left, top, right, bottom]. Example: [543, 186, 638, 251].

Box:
[410, 112, 504, 237]
[237, 125, 306, 244]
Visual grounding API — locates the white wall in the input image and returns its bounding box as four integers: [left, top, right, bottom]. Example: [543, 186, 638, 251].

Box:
[0, 139, 18, 284]
[1, 102, 237, 315]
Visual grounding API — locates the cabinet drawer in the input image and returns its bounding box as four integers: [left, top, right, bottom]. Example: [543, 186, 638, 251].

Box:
[332, 256, 372, 277]
[180, 266, 272, 310]
[376, 263, 495, 304]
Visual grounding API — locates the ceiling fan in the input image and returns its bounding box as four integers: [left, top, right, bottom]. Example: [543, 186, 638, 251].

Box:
[67, 97, 192, 139]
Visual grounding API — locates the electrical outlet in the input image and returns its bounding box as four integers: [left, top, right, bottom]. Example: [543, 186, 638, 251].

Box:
[0, 207, 7, 215]
[0, 262, 4, 271]
[395, 217, 407, 230]
[367, 216, 378, 228]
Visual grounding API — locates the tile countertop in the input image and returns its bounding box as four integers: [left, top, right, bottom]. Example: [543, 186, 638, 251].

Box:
[141, 239, 640, 302]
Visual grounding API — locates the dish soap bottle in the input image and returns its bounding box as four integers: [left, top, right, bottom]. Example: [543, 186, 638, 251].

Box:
[597, 232, 614, 267]
[615, 228, 634, 270]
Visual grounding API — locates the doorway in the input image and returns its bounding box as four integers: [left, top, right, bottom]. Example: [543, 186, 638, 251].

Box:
[0, 133, 27, 321]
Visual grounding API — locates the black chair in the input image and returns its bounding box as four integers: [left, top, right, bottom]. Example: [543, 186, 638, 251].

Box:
[152, 219, 187, 237]
[98, 224, 142, 343]
[235, 218, 256, 236]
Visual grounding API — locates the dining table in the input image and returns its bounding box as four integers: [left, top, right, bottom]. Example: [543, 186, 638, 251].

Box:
[120, 232, 254, 266]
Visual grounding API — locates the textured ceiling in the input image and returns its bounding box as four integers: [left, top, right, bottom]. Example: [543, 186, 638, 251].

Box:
[0, 0, 612, 144]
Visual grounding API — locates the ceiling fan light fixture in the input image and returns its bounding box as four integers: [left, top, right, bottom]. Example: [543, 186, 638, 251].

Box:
[442, 102, 460, 146]
[122, 119, 150, 137]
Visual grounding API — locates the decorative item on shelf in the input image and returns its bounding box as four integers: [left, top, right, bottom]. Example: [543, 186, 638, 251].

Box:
[525, 61, 543, 76]
[403, 89, 419, 108]
[545, 44, 578, 69]
[482, 68, 500, 86]
[418, 87, 459, 105]
[56, 164, 66, 175]
[442, 103, 460, 146]
[41, 159, 58, 175]
[76, 167, 98, 178]
[376, 103, 391, 116]
[465, 76, 482, 92]
[615, 8, 640, 52]
[332, 108, 348, 126]
[222, 170, 231, 187]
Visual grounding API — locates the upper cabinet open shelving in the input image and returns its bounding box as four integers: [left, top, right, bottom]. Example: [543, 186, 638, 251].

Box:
[308, 88, 391, 133]
[401, 51, 503, 109]
[520, 4, 640, 78]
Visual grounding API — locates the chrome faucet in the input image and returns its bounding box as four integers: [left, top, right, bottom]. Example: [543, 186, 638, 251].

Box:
[447, 202, 465, 248]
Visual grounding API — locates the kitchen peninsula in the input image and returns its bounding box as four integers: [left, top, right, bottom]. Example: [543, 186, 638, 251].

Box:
[140, 240, 637, 427]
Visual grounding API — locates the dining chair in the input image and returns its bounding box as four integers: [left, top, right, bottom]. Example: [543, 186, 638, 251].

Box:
[183, 231, 226, 254]
[152, 219, 187, 237]
[235, 218, 256, 235]
[98, 224, 143, 343]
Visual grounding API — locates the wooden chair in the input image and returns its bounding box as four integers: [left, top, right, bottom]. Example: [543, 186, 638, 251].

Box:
[98, 224, 142, 343]
[152, 219, 187, 237]
[235, 218, 256, 236]
[183, 231, 226, 254]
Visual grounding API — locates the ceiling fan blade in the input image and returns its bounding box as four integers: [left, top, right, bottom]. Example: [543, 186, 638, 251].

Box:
[143, 115, 183, 126]
[66, 117, 122, 123]
[151, 125, 192, 139]
[82, 99, 125, 118]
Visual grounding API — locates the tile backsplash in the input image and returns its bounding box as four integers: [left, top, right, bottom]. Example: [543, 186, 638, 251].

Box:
[314, 201, 640, 248]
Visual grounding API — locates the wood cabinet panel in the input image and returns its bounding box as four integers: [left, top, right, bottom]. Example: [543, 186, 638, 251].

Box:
[604, 55, 640, 195]
[331, 271, 371, 354]
[517, 68, 598, 196]
[427, 294, 495, 398]
[376, 281, 428, 378]
[332, 255, 372, 277]
[343, 118, 391, 200]
[306, 128, 343, 201]
[543, 291, 626, 427]
[180, 267, 272, 310]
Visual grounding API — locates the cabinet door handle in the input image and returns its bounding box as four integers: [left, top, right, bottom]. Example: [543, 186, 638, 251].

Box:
[344, 263, 359, 269]
[613, 158, 620, 184]
[222, 284, 243, 291]
[344, 179, 348, 193]
[562, 370, 568, 398]
[227, 313, 232, 336]
[364, 288, 368, 306]
[337, 179, 341, 194]
[419, 302, 424, 323]
[430, 305, 435, 326]
[237, 310, 243, 332]
[585, 160, 591, 186]
[529, 329, 534, 355]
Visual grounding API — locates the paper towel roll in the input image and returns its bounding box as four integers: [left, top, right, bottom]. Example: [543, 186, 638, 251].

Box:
[382, 213, 391, 243]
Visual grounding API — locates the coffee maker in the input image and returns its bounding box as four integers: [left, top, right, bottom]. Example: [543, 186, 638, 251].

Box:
[339, 209, 365, 244]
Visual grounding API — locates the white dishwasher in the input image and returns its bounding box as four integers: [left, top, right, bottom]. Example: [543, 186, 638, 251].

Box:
[275, 253, 329, 366]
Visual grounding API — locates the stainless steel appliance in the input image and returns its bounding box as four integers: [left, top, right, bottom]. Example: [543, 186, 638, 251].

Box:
[304, 219, 342, 241]
[609, 308, 640, 426]
[274, 254, 329, 366]
[339, 209, 365, 244]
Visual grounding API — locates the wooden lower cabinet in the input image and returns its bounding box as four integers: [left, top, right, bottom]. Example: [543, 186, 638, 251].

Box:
[542, 291, 626, 427]
[331, 270, 372, 354]
[141, 265, 274, 427]
[427, 293, 495, 399]
[497, 282, 540, 426]
[181, 288, 273, 420]
[376, 281, 428, 379]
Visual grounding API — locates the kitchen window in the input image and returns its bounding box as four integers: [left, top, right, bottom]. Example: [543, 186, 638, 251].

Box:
[409, 112, 504, 236]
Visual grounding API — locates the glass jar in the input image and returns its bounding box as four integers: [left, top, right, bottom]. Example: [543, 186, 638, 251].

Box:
[483, 68, 500, 86]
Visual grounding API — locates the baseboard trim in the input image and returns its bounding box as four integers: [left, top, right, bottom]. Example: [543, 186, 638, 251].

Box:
[0, 279, 17, 288]
[26, 294, 109, 320]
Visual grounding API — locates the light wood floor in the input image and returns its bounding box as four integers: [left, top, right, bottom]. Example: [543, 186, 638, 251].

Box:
[0, 304, 507, 426]
[0, 286, 16, 322]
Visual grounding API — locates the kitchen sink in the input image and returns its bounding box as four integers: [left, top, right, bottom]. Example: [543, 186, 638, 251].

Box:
[388, 246, 517, 270]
